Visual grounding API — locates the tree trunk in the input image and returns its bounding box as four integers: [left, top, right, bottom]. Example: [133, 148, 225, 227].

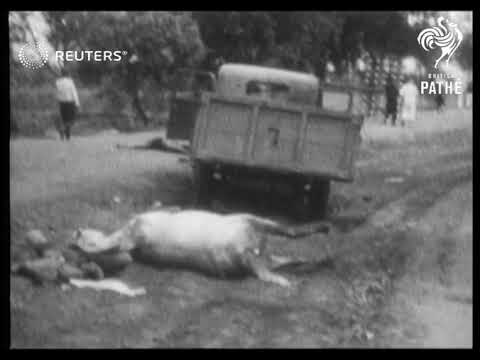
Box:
[126, 65, 151, 126]
[366, 50, 378, 116]
[315, 60, 327, 107]
[132, 90, 150, 126]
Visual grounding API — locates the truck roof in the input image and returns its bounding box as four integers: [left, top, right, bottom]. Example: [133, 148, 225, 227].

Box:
[219, 63, 318, 84]
[217, 63, 319, 105]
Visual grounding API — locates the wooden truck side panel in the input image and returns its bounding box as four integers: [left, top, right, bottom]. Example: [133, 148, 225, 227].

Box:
[252, 108, 302, 166]
[166, 93, 202, 141]
[201, 101, 252, 161]
[192, 94, 362, 182]
[303, 115, 350, 176]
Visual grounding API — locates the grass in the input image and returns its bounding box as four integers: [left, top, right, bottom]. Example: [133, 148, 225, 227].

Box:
[10, 81, 170, 137]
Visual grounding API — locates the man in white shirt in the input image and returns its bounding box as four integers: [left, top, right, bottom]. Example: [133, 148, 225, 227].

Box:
[398, 76, 419, 127]
[55, 67, 80, 140]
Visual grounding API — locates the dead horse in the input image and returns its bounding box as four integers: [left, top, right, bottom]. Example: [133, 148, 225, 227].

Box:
[74, 209, 330, 287]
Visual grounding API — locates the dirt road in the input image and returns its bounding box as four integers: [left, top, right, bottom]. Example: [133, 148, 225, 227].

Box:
[10, 109, 472, 348]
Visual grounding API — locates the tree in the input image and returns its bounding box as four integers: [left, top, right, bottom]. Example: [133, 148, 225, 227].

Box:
[193, 12, 276, 64]
[44, 11, 206, 125]
[331, 12, 425, 74]
[10, 11, 59, 135]
[456, 32, 472, 70]
[271, 11, 341, 79]
[194, 11, 428, 83]
[194, 11, 340, 80]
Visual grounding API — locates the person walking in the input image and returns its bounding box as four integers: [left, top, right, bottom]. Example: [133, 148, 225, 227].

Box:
[435, 92, 445, 113]
[384, 75, 399, 126]
[55, 67, 80, 140]
[398, 76, 419, 127]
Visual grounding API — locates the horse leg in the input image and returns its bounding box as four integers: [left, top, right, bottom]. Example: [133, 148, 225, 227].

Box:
[244, 252, 291, 287]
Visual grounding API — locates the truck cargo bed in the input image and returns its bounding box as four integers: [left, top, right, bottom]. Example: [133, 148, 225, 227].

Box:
[191, 94, 362, 182]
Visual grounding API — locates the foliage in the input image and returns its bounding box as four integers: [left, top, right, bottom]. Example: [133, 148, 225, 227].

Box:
[193, 11, 426, 80]
[43, 11, 206, 124]
[455, 33, 472, 70]
[10, 11, 472, 137]
[193, 11, 339, 78]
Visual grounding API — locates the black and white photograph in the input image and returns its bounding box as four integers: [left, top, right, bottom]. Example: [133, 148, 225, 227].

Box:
[9, 10, 473, 348]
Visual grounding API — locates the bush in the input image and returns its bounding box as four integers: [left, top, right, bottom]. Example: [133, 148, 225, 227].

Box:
[10, 65, 171, 137]
[10, 83, 57, 137]
[10, 109, 56, 137]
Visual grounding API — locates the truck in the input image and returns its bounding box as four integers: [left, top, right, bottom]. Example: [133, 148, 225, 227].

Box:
[167, 63, 364, 220]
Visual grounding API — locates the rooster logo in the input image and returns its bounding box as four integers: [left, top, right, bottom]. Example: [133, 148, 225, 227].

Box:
[417, 17, 463, 69]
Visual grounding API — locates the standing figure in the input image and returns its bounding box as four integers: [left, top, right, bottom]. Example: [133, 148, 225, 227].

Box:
[398, 76, 419, 127]
[384, 75, 399, 126]
[55, 67, 80, 140]
[435, 92, 445, 113]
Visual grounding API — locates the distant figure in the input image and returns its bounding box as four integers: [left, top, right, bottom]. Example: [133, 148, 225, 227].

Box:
[467, 81, 472, 93]
[398, 76, 419, 127]
[466, 81, 472, 108]
[55, 67, 80, 140]
[435, 92, 445, 113]
[384, 75, 399, 126]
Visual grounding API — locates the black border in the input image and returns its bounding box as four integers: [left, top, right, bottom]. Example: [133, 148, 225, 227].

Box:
[4, 6, 478, 351]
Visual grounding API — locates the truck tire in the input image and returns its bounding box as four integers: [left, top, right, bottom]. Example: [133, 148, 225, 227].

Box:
[292, 179, 330, 222]
[293, 191, 313, 222]
[311, 179, 330, 220]
[193, 162, 212, 208]
[291, 177, 314, 222]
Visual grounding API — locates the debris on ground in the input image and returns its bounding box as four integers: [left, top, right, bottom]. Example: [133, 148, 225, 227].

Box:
[15, 255, 66, 285]
[79, 262, 105, 279]
[25, 230, 51, 256]
[69, 278, 146, 297]
[11, 229, 121, 285]
[58, 263, 86, 282]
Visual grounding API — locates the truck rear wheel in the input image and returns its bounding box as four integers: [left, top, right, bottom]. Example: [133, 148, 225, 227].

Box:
[292, 179, 330, 221]
[292, 191, 313, 222]
[311, 179, 330, 220]
[193, 162, 213, 208]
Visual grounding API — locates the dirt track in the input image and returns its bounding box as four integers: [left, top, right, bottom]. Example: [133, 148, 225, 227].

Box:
[10, 109, 472, 348]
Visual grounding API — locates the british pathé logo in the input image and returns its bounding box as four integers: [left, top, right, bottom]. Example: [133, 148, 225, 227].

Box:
[417, 17, 463, 69]
[420, 73, 462, 95]
[417, 17, 464, 95]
